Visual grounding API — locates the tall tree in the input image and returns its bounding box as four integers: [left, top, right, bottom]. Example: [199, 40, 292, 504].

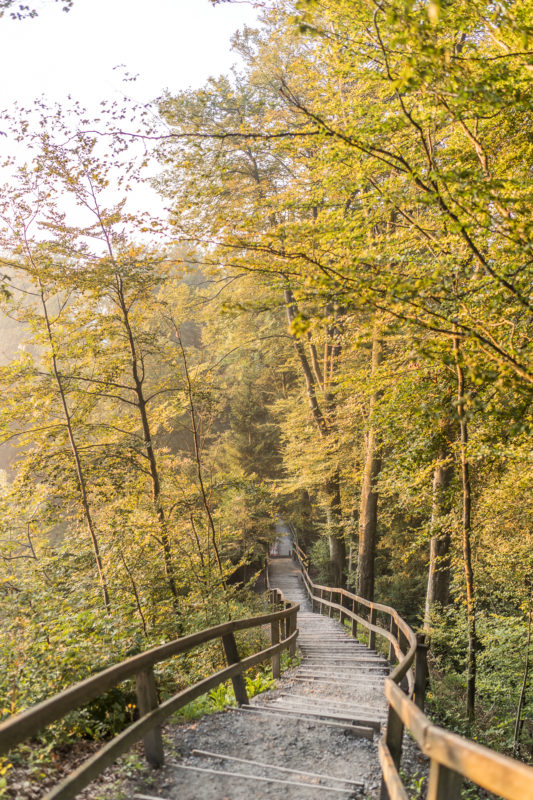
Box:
[425, 425, 454, 626]
[356, 326, 382, 601]
[453, 332, 478, 723]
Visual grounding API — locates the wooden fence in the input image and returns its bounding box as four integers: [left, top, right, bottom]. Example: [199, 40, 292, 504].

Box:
[0, 590, 298, 800]
[292, 544, 533, 800]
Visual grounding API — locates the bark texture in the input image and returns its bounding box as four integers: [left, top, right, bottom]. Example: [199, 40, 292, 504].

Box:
[115, 274, 178, 604]
[356, 329, 382, 601]
[284, 286, 346, 584]
[424, 436, 454, 628]
[39, 281, 110, 612]
[325, 472, 346, 587]
[454, 333, 477, 724]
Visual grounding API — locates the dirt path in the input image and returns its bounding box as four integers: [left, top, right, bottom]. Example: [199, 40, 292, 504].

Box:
[125, 558, 388, 800]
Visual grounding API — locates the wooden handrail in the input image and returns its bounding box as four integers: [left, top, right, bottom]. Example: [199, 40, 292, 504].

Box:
[294, 553, 417, 693]
[292, 541, 309, 568]
[0, 593, 299, 800]
[385, 678, 533, 800]
[292, 546, 533, 800]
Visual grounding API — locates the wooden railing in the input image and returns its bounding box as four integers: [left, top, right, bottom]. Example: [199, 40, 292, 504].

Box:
[265, 563, 298, 676]
[0, 592, 298, 800]
[292, 540, 310, 571]
[292, 548, 533, 800]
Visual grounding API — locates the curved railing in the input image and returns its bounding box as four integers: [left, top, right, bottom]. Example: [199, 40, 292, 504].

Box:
[292, 543, 533, 800]
[0, 593, 298, 800]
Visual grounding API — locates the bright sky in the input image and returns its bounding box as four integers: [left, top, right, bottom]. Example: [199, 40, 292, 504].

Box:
[0, 0, 261, 223]
[0, 0, 259, 107]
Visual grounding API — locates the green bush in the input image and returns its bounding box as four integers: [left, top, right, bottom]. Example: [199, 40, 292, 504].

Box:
[427, 606, 533, 752]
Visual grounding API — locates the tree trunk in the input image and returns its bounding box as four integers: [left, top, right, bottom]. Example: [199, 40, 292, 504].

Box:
[284, 287, 328, 435]
[284, 286, 345, 581]
[115, 275, 178, 603]
[453, 333, 477, 725]
[347, 510, 359, 590]
[38, 282, 111, 613]
[356, 328, 382, 602]
[325, 471, 346, 586]
[298, 488, 315, 550]
[89, 193, 178, 606]
[424, 436, 453, 628]
[513, 599, 532, 757]
[357, 425, 381, 600]
[175, 327, 225, 588]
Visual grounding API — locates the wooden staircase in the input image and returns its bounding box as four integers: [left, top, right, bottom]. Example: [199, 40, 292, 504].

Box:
[129, 555, 385, 799]
[3, 547, 533, 799]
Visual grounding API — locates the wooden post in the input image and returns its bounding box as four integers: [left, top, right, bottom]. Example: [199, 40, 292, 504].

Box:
[221, 632, 249, 706]
[340, 593, 345, 626]
[289, 608, 297, 656]
[328, 590, 333, 617]
[397, 628, 404, 662]
[426, 759, 462, 800]
[351, 598, 358, 639]
[379, 704, 404, 800]
[397, 628, 409, 692]
[271, 620, 280, 678]
[414, 633, 429, 711]
[369, 607, 377, 650]
[135, 667, 164, 768]
[388, 618, 397, 664]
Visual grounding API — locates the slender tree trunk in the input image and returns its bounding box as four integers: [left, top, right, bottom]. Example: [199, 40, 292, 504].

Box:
[323, 307, 345, 585]
[307, 333, 324, 388]
[86, 186, 179, 606]
[325, 471, 346, 587]
[119, 550, 148, 637]
[284, 288, 328, 435]
[513, 598, 532, 757]
[175, 327, 225, 587]
[115, 276, 178, 603]
[424, 434, 454, 629]
[357, 328, 382, 601]
[357, 426, 381, 600]
[299, 488, 315, 549]
[347, 510, 359, 589]
[38, 283, 111, 612]
[284, 286, 345, 582]
[347, 538, 354, 583]
[453, 333, 477, 724]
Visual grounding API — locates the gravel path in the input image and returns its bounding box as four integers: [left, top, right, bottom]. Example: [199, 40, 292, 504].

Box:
[128, 558, 388, 800]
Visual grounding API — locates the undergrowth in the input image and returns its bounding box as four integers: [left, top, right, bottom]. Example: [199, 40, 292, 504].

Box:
[176, 650, 301, 721]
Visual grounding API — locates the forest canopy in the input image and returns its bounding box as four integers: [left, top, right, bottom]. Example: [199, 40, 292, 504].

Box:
[0, 0, 532, 789]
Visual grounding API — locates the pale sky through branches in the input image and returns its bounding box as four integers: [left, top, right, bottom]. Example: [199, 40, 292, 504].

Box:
[0, 0, 259, 106]
[0, 0, 260, 229]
